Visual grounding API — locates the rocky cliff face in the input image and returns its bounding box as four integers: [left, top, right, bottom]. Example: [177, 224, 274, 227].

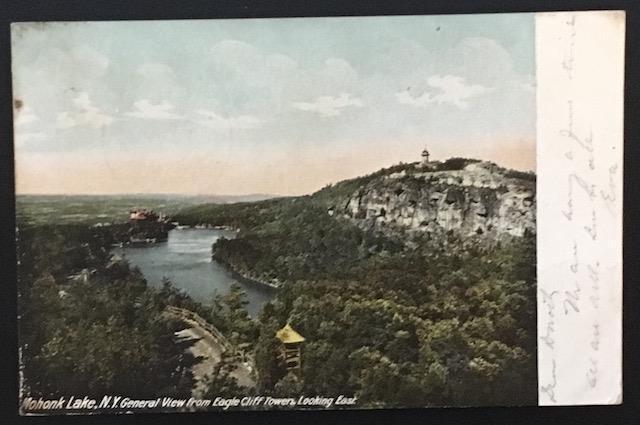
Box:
[327, 160, 535, 241]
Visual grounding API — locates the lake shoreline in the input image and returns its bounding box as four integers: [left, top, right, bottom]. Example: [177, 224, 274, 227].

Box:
[113, 227, 275, 317]
[173, 222, 282, 291]
[212, 255, 281, 291]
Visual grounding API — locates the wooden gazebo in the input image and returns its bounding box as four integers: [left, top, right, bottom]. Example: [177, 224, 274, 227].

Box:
[275, 324, 305, 371]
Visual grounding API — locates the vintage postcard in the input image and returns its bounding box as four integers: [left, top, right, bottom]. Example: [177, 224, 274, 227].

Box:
[11, 11, 623, 414]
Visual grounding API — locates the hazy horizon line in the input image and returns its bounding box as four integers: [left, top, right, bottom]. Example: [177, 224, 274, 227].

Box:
[15, 192, 285, 197]
[15, 156, 535, 198]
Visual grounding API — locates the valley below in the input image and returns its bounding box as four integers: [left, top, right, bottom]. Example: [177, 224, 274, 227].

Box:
[17, 157, 538, 410]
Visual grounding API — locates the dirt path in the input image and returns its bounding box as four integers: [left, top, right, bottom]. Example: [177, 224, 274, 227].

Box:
[175, 322, 256, 396]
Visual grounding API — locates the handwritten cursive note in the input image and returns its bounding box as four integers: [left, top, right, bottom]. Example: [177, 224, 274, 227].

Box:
[536, 11, 623, 406]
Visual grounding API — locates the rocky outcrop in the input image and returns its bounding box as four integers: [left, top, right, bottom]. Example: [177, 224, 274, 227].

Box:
[330, 160, 535, 241]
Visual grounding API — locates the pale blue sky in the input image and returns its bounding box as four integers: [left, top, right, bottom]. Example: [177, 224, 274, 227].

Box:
[12, 14, 535, 195]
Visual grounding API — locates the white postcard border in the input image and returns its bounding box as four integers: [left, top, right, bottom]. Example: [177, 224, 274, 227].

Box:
[536, 10, 624, 406]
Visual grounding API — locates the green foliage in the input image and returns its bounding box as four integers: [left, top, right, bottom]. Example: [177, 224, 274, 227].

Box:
[273, 372, 304, 397]
[173, 177, 537, 407]
[253, 317, 286, 392]
[17, 224, 197, 398]
[278, 237, 535, 407]
[434, 157, 481, 171]
[18, 158, 538, 407]
[204, 284, 259, 349]
[201, 352, 245, 398]
[504, 169, 536, 182]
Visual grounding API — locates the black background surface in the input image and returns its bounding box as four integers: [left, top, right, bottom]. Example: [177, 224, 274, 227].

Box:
[0, 1, 638, 424]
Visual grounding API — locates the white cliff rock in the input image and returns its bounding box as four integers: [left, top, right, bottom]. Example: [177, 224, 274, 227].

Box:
[329, 160, 535, 241]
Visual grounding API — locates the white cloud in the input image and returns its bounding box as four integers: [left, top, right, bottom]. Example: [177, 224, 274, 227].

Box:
[195, 109, 263, 131]
[210, 40, 297, 70]
[449, 37, 514, 81]
[513, 77, 536, 93]
[396, 75, 491, 109]
[206, 40, 363, 119]
[209, 39, 298, 85]
[132, 63, 184, 100]
[125, 99, 182, 120]
[15, 131, 47, 146]
[321, 58, 359, 85]
[57, 92, 114, 129]
[12, 21, 534, 183]
[14, 105, 38, 126]
[292, 93, 363, 117]
[137, 62, 175, 79]
[72, 45, 109, 75]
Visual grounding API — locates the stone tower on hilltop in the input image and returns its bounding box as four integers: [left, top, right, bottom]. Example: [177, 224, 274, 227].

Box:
[421, 147, 430, 165]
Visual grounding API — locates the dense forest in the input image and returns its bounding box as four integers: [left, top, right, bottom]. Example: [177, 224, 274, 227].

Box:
[17, 158, 537, 409]
[172, 162, 538, 407]
[17, 222, 268, 411]
[17, 224, 199, 402]
[266, 235, 536, 407]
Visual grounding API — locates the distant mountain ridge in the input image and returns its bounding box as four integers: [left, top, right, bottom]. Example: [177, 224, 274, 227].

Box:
[16, 193, 279, 203]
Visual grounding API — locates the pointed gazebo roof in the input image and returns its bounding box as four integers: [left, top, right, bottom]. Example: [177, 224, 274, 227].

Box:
[276, 324, 305, 344]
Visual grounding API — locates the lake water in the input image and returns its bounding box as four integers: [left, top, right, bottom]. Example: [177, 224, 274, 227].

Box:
[114, 228, 275, 317]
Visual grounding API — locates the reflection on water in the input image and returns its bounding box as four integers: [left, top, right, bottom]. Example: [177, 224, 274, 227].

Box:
[114, 228, 274, 318]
